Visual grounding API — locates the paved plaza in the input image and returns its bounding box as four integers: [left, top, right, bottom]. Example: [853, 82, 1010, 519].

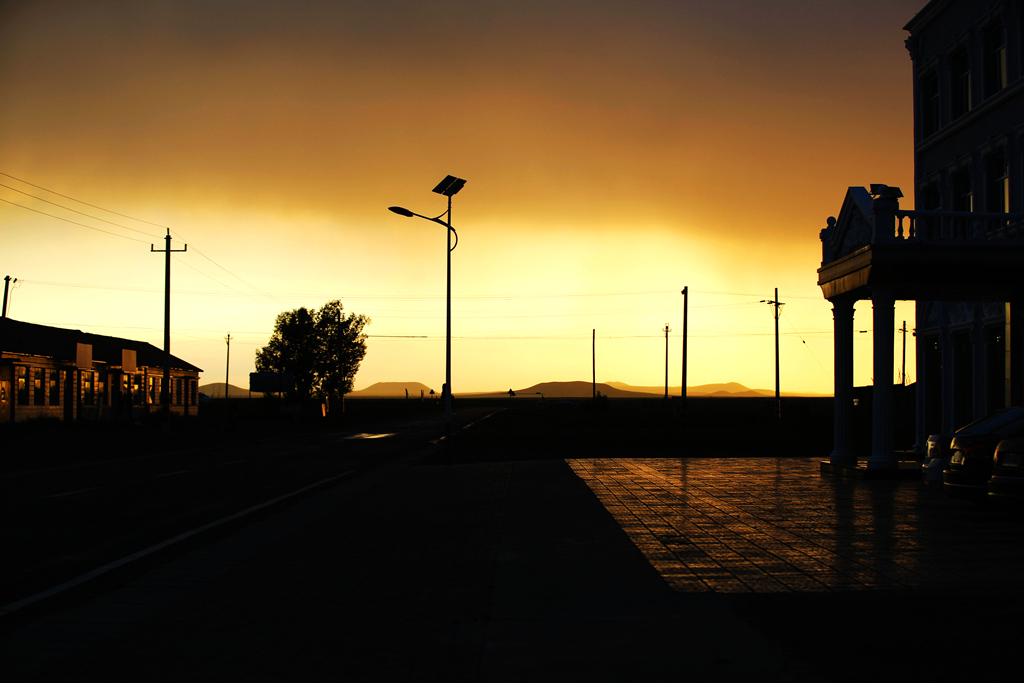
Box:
[570, 457, 1024, 593]
[3, 454, 1023, 681]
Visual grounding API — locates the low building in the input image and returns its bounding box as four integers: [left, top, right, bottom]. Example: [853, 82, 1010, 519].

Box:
[0, 318, 202, 423]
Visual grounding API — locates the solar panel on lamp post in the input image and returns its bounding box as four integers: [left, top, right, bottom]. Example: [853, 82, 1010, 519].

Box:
[388, 175, 465, 463]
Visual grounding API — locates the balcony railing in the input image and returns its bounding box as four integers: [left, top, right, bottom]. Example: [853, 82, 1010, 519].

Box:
[892, 210, 1024, 243]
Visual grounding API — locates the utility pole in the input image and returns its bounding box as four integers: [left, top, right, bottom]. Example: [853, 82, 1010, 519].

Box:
[899, 320, 908, 385]
[225, 333, 232, 398]
[0, 276, 14, 359]
[663, 323, 671, 399]
[761, 288, 785, 419]
[592, 328, 596, 404]
[2, 276, 15, 318]
[152, 230, 186, 425]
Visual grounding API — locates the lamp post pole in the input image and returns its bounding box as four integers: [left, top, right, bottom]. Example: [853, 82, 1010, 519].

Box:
[389, 175, 466, 464]
[445, 192, 452, 452]
[681, 286, 688, 422]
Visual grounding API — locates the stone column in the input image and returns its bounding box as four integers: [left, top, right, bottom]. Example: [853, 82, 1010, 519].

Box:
[831, 297, 857, 465]
[868, 287, 897, 469]
[970, 307, 987, 420]
[913, 300, 928, 453]
[940, 306, 955, 433]
[1008, 300, 1023, 407]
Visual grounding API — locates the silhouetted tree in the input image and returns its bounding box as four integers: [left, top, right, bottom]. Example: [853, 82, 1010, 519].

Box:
[255, 301, 369, 407]
[315, 300, 369, 407]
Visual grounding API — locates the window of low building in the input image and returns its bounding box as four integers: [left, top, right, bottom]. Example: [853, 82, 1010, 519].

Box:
[33, 368, 45, 405]
[951, 46, 972, 120]
[16, 366, 28, 405]
[49, 370, 60, 405]
[82, 371, 94, 405]
[175, 378, 183, 405]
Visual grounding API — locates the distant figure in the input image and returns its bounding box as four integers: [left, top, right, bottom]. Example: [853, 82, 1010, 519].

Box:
[508, 389, 516, 398]
[405, 388, 409, 399]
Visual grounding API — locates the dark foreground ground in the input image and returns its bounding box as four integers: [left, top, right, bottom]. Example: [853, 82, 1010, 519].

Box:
[4, 396, 1015, 681]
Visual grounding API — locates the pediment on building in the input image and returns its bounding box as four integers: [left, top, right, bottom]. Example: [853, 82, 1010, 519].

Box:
[820, 187, 873, 264]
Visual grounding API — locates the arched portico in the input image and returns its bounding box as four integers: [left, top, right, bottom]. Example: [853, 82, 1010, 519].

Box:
[819, 185, 1024, 470]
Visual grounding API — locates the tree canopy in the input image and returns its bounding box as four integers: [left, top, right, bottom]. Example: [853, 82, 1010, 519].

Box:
[255, 300, 369, 408]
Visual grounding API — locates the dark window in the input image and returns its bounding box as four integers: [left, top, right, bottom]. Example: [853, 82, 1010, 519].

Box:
[920, 69, 940, 138]
[986, 148, 1010, 213]
[176, 378, 183, 406]
[16, 366, 28, 405]
[951, 47, 971, 119]
[49, 370, 60, 405]
[918, 182, 942, 237]
[984, 19, 1008, 98]
[951, 167, 973, 237]
[952, 167, 973, 211]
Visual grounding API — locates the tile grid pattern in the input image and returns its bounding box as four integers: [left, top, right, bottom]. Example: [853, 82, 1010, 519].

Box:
[569, 457, 1024, 594]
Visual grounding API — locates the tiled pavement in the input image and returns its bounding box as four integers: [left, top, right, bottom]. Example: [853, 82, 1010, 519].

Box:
[569, 457, 1024, 593]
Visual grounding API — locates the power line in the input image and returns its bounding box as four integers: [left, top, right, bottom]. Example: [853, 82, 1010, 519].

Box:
[0, 182, 161, 238]
[0, 171, 172, 229]
[2, 172, 285, 307]
[0, 197, 153, 244]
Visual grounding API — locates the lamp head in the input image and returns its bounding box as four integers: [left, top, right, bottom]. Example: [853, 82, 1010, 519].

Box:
[388, 206, 414, 217]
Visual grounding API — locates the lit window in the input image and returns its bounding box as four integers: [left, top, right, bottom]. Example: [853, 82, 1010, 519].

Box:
[33, 368, 45, 406]
[16, 366, 28, 405]
[49, 370, 60, 405]
[82, 371, 94, 405]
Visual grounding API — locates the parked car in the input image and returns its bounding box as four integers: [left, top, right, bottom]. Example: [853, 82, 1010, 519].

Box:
[944, 407, 1024, 499]
[922, 407, 1024, 482]
[988, 437, 1024, 502]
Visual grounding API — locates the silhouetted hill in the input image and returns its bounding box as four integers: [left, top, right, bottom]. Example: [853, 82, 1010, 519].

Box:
[605, 381, 777, 397]
[198, 382, 250, 398]
[347, 380, 829, 399]
[349, 382, 437, 397]
[460, 381, 651, 399]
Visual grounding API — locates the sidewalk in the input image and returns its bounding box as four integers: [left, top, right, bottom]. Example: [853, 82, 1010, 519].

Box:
[1, 457, 790, 682]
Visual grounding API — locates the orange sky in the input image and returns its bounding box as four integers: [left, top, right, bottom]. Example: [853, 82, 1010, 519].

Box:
[1, 0, 926, 395]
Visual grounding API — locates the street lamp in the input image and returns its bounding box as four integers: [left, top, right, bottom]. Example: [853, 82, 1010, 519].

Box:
[389, 175, 466, 461]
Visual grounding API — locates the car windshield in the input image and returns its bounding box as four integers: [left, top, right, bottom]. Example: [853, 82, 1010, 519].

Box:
[957, 407, 1024, 435]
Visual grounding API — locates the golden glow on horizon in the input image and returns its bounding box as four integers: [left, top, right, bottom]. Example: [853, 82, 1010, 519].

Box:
[0, 0, 926, 395]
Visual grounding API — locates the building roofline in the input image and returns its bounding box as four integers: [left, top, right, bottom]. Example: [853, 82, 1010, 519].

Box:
[903, 0, 952, 33]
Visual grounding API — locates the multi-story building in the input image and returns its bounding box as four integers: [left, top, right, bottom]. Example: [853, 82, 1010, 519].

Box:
[818, 0, 1024, 468]
[906, 0, 1024, 434]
